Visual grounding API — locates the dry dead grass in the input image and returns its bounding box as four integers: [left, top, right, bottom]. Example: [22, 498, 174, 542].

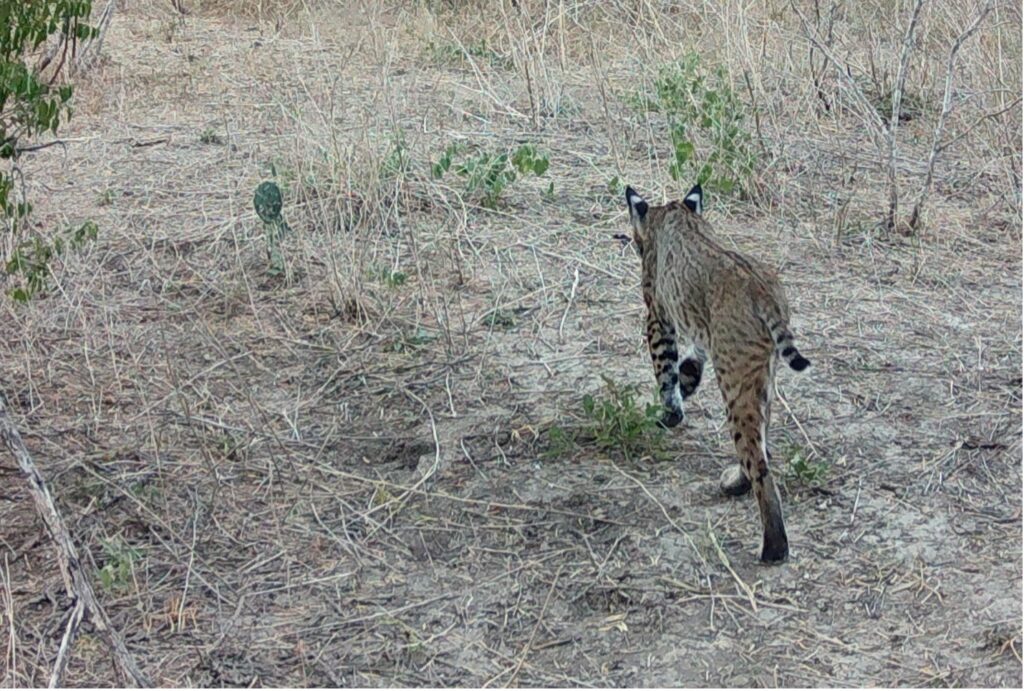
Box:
[0, 0, 1020, 686]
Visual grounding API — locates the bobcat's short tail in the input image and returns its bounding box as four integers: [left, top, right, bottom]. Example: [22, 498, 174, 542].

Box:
[767, 320, 810, 372]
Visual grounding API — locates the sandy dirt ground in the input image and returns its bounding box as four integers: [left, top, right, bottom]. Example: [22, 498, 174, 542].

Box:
[1, 1, 1021, 686]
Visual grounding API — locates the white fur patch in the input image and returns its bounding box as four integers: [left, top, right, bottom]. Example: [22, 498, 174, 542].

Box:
[685, 192, 702, 214]
[629, 195, 644, 207]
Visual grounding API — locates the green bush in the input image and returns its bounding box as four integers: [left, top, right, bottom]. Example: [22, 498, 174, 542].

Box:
[5, 220, 97, 302]
[782, 443, 829, 486]
[381, 136, 412, 180]
[97, 536, 143, 592]
[633, 54, 757, 195]
[546, 376, 666, 460]
[2, 1, 99, 298]
[433, 142, 550, 208]
[425, 38, 512, 69]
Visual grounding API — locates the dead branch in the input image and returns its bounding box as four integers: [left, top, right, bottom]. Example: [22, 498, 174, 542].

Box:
[886, 0, 927, 231]
[908, 1, 994, 230]
[790, 0, 888, 154]
[935, 97, 1022, 156]
[73, 0, 116, 73]
[0, 397, 151, 688]
[808, 0, 841, 114]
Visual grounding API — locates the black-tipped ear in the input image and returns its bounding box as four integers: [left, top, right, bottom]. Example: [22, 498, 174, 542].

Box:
[683, 184, 703, 215]
[626, 185, 648, 220]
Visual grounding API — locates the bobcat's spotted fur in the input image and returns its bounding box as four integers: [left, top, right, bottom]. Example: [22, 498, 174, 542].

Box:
[625, 183, 809, 563]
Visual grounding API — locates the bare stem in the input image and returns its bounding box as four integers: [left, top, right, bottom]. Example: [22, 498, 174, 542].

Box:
[909, 1, 994, 230]
[886, 0, 927, 231]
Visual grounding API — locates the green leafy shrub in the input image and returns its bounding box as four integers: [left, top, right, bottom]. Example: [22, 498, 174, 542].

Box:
[374, 268, 407, 288]
[433, 143, 550, 208]
[97, 537, 143, 592]
[430, 142, 461, 179]
[582, 376, 665, 457]
[456, 151, 514, 207]
[1, 1, 98, 297]
[391, 327, 436, 353]
[380, 136, 412, 180]
[481, 307, 519, 329]
[199, 127, 224, 145]
[425, 38, 512, 69]
[633, 54, 757, 195]
[5, 220, 97, 302]
[782, 443, 829, 486]
[546, 376, 666, 460]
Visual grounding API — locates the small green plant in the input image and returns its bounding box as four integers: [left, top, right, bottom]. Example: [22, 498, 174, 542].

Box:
[425, 38, 512, 69]
[582, 376, 665, 457]
[5, 220, 98, 302]
[783, 444, 828, 485]
[546, 376, 665, 460]
[859, 75, 927, 124]
[263, 160, 296, 194]
[97, 537, 143, 592]
[431, 142, 461, 179]
[96, 188, 117, 206]
[128, 480, 160, 504]
[544, 424, 576, 459]
[482, 308, 518, 329]
[456, 151, 514, 207]
[375, 268, 408, 288]
[381, 136, 412, 180]
[633, 54, 757, 195]
[435, 143, 550, 208]
[253, 180, 289, 275]
[510, 144, 550, 177]
[199, 127, 223, 145]
[391, 327, 436, 352]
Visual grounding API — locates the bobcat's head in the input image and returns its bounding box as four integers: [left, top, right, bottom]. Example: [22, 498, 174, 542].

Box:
[623, 183, 704, 257]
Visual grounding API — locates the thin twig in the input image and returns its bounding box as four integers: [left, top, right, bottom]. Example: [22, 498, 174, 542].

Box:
[607, 458, 709, 570]
[49, 599, 85, 688]
[558, 265, 580, 341]
[706, 518, 758, 613]
[505, 565, 563, 687]
[790, 0, 888, 153]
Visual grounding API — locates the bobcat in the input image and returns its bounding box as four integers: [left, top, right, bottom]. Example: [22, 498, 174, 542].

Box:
[624, 183, 810, 563]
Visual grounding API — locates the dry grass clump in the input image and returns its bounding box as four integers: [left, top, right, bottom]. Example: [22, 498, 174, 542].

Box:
[188, 0, 322, 19]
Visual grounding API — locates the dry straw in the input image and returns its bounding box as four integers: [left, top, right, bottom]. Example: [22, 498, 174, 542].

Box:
[0, 0, 1019, 685]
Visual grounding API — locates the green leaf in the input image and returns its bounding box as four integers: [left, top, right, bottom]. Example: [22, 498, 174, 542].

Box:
[674, 140, 693, 165]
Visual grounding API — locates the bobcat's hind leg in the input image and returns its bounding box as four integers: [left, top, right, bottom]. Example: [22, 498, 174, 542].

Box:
[717, 360, 788, 563]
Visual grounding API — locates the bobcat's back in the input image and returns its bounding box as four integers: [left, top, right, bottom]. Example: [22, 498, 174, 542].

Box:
[643, 202, 796, 363]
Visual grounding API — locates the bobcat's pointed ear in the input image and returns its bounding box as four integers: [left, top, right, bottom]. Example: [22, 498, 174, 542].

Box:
[683, 184, 703, 215]
[625, 185, 648, 220]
